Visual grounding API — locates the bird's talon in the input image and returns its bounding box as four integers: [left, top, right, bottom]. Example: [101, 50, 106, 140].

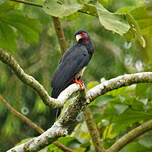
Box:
[74, 76, 84, 90]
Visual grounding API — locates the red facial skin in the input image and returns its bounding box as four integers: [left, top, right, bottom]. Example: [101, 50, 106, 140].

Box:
[80, 32, 88, 43]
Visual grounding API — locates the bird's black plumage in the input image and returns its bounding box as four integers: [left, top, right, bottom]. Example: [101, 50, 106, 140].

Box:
[51, 30, 94, 98]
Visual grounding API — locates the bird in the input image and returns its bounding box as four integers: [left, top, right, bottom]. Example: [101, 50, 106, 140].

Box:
[51, 30, 94, 116]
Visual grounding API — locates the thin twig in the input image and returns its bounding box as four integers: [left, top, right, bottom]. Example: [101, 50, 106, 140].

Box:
[9, 0, 42, 7]
[7, 89, 86, 152]
[6, 71, 152, 152]
[0, 94, 44, 134]
[54, 141, 73, 152]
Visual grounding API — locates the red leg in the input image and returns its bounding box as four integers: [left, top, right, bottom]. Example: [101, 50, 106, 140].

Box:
[74, 76, 84, 90]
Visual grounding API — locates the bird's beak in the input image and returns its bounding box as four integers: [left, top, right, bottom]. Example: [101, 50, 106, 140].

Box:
[76, 34, 82, 42]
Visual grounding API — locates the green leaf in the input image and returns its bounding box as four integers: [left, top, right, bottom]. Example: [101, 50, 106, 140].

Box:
[33, 98, 46, 114]
[89, 95, 114, 107]
[117, 6, 152, 48]
[136, 83, 152, 99]
[103, 123, 117, 139]
[16, 138, 33, 146]
[116, 6, 135, 14]
[47, 144, 62, 152]
[1, 114, 20, 137]
[112, 109, 152, 134]
[138, 133, 152, 148]
[44, 136, 80, 152]
[0, 0, 5, 5]
[125, 13, 146, 48]
[58, 136, 79, 145]
[131, 6, 152, 38]
[80, 3, 98, 17]
[96, 2, 130, 36]
[0, 2, 42, 52]
[99, 106, 116, 121]
[43, 0, 83, 18]
[87, 81, 99, 90]
[114, 104, 129, 115]
[120, 142, 152, 152]
[129, 15, 146, 47]
[0, 21, 17, 52]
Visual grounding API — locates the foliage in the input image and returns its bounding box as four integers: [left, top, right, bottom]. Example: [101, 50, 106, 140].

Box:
[0, 2, 42, 52]
[1, 0, 152, 151]
[43, 0, 83, 18]
[96, 2, 130, 36]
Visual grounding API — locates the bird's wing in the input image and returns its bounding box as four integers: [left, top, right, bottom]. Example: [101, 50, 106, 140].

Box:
[51, 45, 90, 89]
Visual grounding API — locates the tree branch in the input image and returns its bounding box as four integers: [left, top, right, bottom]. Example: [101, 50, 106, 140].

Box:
[0, 48, 80, 108]
[0, 94, 44, 134]
[52, 17, 67, 54]
[53, 141, 73, 152]
[7, 71, 152, 152]
[107, 119, 152, 152]
[86, 72, 152, 103]
[7, 89, 86, 152]
[0, 94, 73, 152]
[7, 121, 68, 152]
[83, 107, 106, 152]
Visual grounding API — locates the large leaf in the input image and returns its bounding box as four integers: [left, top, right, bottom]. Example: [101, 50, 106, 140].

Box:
[117, 7, 146, 48]
[116, 6, 152, 48]
[80, 3, 98, 17]
[125, 13, 146, 48]
[96, 2, 130, 36]
[43, 0, 83, 18]
[0, 2, 42, 52]
[130, 6, 152, 48]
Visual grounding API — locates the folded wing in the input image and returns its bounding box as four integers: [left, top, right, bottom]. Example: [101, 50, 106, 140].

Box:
[51, 45, 90, 98]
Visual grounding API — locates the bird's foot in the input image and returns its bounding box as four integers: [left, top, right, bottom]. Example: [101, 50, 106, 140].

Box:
[74, 76, 84, 90]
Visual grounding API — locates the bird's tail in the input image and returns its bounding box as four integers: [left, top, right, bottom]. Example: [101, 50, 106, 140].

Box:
[51, 87, 62, 98]
[51, 80, 73, 119]
[51, 88, 63, 119]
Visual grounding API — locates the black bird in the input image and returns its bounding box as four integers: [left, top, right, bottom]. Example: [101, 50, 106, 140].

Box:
[51, 30, 94, 99]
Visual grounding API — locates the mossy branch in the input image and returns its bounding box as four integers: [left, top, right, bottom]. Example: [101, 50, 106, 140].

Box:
[0, 48, 81, 108]
[0, 95, 73, 152]
[6, 71, 152, 152]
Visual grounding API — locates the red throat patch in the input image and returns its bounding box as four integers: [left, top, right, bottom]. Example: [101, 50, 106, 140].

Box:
[80, 32, 88, 43]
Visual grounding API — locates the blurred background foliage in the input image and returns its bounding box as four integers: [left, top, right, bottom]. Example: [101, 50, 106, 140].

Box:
[1, 0, 152, 151]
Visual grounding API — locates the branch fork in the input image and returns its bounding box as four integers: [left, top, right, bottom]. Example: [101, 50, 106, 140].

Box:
[1, 49, 152, 152]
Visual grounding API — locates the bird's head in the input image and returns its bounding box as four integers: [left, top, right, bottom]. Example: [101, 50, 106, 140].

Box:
[75, 30, 89, 44]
